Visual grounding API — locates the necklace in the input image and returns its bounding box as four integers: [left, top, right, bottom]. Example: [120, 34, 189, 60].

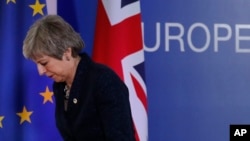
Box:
[64, 85, 70, 111]
[64, 85, 70, 100]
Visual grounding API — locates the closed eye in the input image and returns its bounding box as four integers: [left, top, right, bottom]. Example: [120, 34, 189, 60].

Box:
[40, 62, 48, 66]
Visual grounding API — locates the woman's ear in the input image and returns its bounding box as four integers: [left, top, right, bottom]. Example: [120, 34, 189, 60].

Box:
[64, 48, 72, 55]
[64, 48, 72, 61]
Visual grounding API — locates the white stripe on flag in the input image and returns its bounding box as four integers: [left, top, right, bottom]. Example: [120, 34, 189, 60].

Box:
[122, 50, 148, 141]
[46, 0, 57, 15]
[102, 0, 140, 25]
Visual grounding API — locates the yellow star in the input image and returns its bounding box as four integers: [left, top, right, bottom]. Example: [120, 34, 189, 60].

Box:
[6, 0, 16, 4]
[29, 0, 46, 16]
[16, 106, 33, 124]
[40, 86, 54, 104]
[0, 116, 4, 128]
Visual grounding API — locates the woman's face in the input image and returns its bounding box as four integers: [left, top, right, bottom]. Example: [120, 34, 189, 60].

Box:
[34, 54, 70, 82]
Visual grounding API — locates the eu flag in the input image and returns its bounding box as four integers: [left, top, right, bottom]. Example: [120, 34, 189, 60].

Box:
[0, 0, 62, 140]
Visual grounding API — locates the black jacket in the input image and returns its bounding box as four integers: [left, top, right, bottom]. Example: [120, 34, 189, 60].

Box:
[53, 53, 136, 141]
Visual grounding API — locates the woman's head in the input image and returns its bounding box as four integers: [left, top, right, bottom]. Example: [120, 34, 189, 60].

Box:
[23, 14, 84, 60]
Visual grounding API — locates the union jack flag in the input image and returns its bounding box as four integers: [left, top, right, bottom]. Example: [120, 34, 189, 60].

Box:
[92, 0, 148, 141]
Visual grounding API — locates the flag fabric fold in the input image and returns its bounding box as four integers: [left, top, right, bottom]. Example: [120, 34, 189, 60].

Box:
[92, 0, 148, 141]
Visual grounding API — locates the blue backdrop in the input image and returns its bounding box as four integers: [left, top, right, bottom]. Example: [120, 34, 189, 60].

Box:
[142, 0, 250, 141]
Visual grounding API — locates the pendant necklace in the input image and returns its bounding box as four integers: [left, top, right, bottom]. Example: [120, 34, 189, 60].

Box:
[64, 85, 70, 111]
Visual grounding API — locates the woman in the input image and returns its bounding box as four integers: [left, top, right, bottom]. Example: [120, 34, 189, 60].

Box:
[23, 15, 136, 141]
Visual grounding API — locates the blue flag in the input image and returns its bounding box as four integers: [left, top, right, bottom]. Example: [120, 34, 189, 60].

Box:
[0, 0, 61, 140]
[57, 0, 97, 55]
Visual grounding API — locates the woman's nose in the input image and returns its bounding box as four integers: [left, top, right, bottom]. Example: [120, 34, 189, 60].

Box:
[37, 64, 46, 75]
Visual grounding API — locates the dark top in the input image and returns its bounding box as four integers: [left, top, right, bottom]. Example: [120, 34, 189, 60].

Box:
[53, 53, 136, 141]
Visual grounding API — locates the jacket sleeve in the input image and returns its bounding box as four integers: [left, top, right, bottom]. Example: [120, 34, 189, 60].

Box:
[95, 68, 136, 141]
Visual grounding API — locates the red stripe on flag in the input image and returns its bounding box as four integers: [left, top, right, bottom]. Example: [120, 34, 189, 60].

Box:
[131, 74, 148, 111]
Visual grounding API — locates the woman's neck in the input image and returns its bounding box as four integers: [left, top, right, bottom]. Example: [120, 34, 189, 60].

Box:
[65, 56, 81, 88]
